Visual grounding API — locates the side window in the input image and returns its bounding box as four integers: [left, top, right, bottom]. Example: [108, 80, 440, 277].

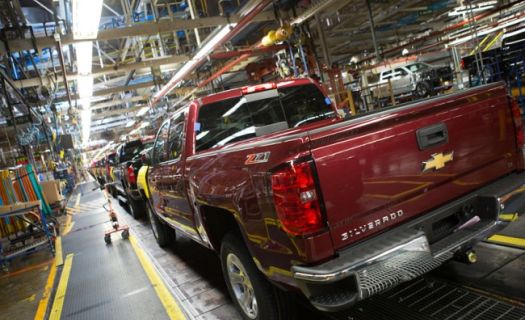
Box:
[153, 121, 170, 164]
[382, 71, 392, 80]
[167, 116, 185, 160]
[394, 68, 408, 77]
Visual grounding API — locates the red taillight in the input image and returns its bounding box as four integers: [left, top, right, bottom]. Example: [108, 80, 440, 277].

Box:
[271, 161, 323, 236]
[511, 99, 524, 148]
[460, 58, 465, 70]
[127, 165, 136, 184]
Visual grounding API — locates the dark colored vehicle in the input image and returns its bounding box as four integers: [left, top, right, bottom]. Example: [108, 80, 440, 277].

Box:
[142, 79, 524, 319]
[113, 138, 153, 218]
[104, 150, 118, 196]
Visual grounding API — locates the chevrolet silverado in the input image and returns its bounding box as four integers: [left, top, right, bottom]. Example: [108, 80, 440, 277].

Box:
[142, 78, 524, 319]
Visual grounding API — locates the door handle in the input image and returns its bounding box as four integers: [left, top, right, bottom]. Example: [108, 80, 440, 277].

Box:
[416, 123, 448, 150]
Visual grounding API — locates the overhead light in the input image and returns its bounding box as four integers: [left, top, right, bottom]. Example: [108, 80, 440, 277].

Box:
[194, 24, 236, 61]
[448, 1, 497, 16]
[72, 0, 103, 40]
[140, 121, 150, 129]
[81, 108, 91, 146]
[126, 120, 136, 128]
[136, 106, 149, 117]
[72, 0, 102, 145]
[152, 23, 237, 102]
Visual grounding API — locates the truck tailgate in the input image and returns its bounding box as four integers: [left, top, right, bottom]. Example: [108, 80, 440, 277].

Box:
[309, 83, 520, 250]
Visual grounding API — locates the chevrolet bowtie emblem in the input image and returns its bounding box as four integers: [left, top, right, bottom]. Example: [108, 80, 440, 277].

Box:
[422, 152, 454, 172]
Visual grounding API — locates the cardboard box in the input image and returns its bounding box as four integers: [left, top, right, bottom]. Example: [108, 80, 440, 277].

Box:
[40, 180, 64, 204]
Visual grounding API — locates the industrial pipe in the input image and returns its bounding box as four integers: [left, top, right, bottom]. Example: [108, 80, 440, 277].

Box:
[198, 52, 252, 88]
[151, 0, 273, 104]
[209, 44, 286, 59]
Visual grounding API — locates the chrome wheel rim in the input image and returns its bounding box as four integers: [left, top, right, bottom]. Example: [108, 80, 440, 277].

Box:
[226, 253, 258, 319]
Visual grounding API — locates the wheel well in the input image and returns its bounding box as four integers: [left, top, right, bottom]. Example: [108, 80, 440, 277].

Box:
[200, 205, 242, 251]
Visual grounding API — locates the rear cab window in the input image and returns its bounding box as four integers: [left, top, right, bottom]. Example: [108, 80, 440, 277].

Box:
[195, 84, 335, 152]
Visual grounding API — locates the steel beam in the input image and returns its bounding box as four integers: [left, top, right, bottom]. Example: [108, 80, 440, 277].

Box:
[91, 95, 148, 110]
[54, 81, 154, 102]
[0, 12, 275, 53]
[12, 55, 187, 88]
[92, 105, 144, 119]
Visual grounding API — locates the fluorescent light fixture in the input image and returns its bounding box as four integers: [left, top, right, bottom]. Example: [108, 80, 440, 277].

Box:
[194, 25, 235, 61]
[81, 107, 91, 146]
[450, 15, 525, 45]
[136, 106, 149, 117]
[140, 121, 150, 129]
[72, 0, 103, 40]
[153, 23, 237, 101]
[126, 120, 136, 128]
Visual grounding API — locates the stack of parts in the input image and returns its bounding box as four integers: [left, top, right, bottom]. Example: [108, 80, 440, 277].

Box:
[0, 165, 52, 238]
[12, 165, 52, 215]
[0, 170, 26, 237]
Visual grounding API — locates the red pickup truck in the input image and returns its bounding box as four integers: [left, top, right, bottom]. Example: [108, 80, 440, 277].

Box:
[143, 78, 524, 319]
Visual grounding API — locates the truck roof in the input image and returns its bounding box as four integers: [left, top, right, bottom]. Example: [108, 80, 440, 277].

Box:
[198, 78, 317, 106]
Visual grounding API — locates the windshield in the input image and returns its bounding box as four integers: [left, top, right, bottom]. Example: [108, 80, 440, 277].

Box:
[107, 154, 117, 166]
[195, 84, 334, 152]
[133, 142, 154, 161]
[405, 63, 430, 72]
[120, 140, 143, 162]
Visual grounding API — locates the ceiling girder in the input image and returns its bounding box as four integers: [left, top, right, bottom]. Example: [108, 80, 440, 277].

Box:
[0, 11, 276, 53]
[54, 81, 155, 102]
[12, 55, 188, 89]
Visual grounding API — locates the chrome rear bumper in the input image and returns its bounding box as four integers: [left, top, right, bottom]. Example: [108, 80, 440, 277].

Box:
[292, 172, 525, 312]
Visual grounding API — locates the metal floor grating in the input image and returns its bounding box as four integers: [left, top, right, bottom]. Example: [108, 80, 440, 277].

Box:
[337, 278, 525, 320]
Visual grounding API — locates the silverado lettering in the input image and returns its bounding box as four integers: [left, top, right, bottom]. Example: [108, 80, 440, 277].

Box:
[341, 209, 405, 241]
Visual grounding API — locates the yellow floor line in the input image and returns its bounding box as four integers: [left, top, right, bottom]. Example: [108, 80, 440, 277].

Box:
[62, 213, 74, 236]
[129, 236, 186, 320]
[49, 254, 74, 320]
[62, 222, 75, 236]
[488, 235, 525, 248]
[74, 194, 81, 207]
[55, 237, 63, 267]
[499, 213, 519, 222]
[34, 260, 57, 320]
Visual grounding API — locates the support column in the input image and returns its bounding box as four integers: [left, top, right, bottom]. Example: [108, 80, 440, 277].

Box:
[315, 14, 331, 68]
[365, 0, 381, 61]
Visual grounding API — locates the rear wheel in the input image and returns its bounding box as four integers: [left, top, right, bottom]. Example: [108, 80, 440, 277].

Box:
[128, 196, 145, 219]
[146, 203, 175, 247]
[220, 234, 294, 320]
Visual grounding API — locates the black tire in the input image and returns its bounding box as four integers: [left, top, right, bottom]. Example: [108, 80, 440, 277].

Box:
[104, 234, 111, 244]
[121, 229, 129, 240]
[110, 186, 118, 198]
[146, 203, 175, 247]
[415, 81, 432, 98]
[220, 234, 294, 320]
[128, 196, 145, 219]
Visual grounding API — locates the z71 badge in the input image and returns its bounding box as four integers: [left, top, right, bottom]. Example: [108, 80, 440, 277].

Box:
[245, 152, 271, 165]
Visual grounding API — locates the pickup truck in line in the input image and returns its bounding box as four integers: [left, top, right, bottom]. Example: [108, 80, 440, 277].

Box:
[369, 62, 453, 100]
[111, 137, 154, 219]
[140, 78, 524, 319]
